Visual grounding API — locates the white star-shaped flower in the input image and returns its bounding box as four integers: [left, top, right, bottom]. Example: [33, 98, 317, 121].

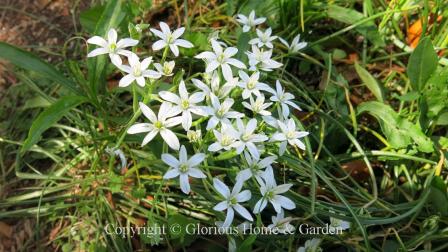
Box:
[267, 210, 295, 234]
[246, 45, 282, 72]
[117, 53, 161, 87]
[237, 71, 270, 99]
[208, 123, 240, 152]
[162, 145, 206, 194]
[235, 10, 266, 33]
[204, 94, 244, 130]
[253, 166, 296, 214]
[213, 178, 253, 228]
[127, 102, 182, 150]
[150, 22, 194, 57]
[87, 28, 138, 65]
[192, 71, 237, 99]
[249, 28, 278, 49]
[234, 118, 268, 159]
[242, 94, 272, 116]
[279, 34, 307, 53]
[270, 118, 309, 155]
[236, 151, 276, 184]
[297, 238, 322, 252]
[159, 80, 207, 130]
[195, 40, 246, 81]
[267, 80, 301, 119]
[154, 60, 175, 76]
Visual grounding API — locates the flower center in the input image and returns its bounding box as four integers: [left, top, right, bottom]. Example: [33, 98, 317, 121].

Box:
[163, 64, 172, 74]
[154, 121, 163, 129]
[229, 197, 237, 205]
[181, 99, 190, 109]
[286, 131, 295, 139]
[216, 107, 226, 117]
[266, 190, 274, 200]
[133, 66, 142, 77]
[221, 135, 233, 146]
[247, 80, 257, 89]
[166, 34, 174, 44]
[217, 53, 226, 63]
[241, 133, 251, 142]
[179, 163, 189, 173]
[109, 43, 117, 52]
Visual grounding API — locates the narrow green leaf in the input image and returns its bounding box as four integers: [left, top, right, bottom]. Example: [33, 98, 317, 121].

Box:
[21, 96, 88, 154]
[358, 101, 434, 152]
[407, 37, 438, 91]
[355, 62, 384, 102]
[0, 42, 81, 95]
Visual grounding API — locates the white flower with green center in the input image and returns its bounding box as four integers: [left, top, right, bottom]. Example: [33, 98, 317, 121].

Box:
[154, 61, 175, 76]
[246, 45, 282, 72]
[213, 178, 253, 228]
[249, 28, 278, 49]
[267, 80, 302, 119]
[159, 80, 207, 130]
[279, 34, 307, 53]
[162, 145, 206, 194]
[195, 39, 246, 81]
[270, 118, 309, 155]
[253, 166, 295, 214]
[127, 102, 182, 150]
[235, 10, 266, 33]
[150, 22, 194, 57]
[267, 210, 295, 234]
[242, 94, 272, 116]
[237, 71, 270, 99]
[87, 28, 138, 65]
[192, 71, 237, 99]
[234, 118, 268, 159]
[330, 216, 350, 231]
[204, 94, 244, 130]
[208, 123, 240, 152]
[297, 238, 322, 252]
[117, 53, 161, 87]
[236, 151, 276, 184]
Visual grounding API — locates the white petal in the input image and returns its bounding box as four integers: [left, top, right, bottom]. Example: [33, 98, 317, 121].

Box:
[211, 39, 223, 55]
[222, 208, 234, 228]
[226, 58, 246, 69]
[107, 29, 117, 44]
[87, 36, 108, 47]
[174, 39, 194, 48]
[195, 51, 216, 59]
[136, 76, 146, 87]
[172, 27, 185, 39]
[221, 64, 233, 81]
[208, 143, 222, 152]
[141, 129, 158, 146]
[117, 38, 139, 48]
[159, 91, 181, 104]
[253, 198, 268, 214]
[159, 22, 171, 34]
[236, 169, 252, 182]
[236, 190, 251, 202]
[169, 44, 179, 57]
[163, 168, 180, 179]
[214, 201, 228, 211]
[127, 123, 152, 134]
[161, 153, 180, 167]
[141, 57, 153, 70]
[188, 168, 206, 178]
[224, 47, 238, 57]
[206, 60, 220, 73]
[274, 184, 293, 194]
[233, 204, 253, 221]
[188, 153, 206, 167]
[274, 195, 295, 210]
[181, 111, 192, 130]
[87, 48, 108, 57]
[160, 129, 180, 150]
[139, 102, 157, 123]
[213, 178, 230, 198]
[179, 174, 191, 194]
[118, 74, 135, 87]
[152, 40, 167, 51]
[150, 28, 165, 39]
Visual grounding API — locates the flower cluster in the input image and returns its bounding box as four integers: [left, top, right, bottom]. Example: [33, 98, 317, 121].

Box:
[87, 11, 309, 233]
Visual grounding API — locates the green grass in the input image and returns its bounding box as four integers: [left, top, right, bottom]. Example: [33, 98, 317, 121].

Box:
[0, 0, 447, 251]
